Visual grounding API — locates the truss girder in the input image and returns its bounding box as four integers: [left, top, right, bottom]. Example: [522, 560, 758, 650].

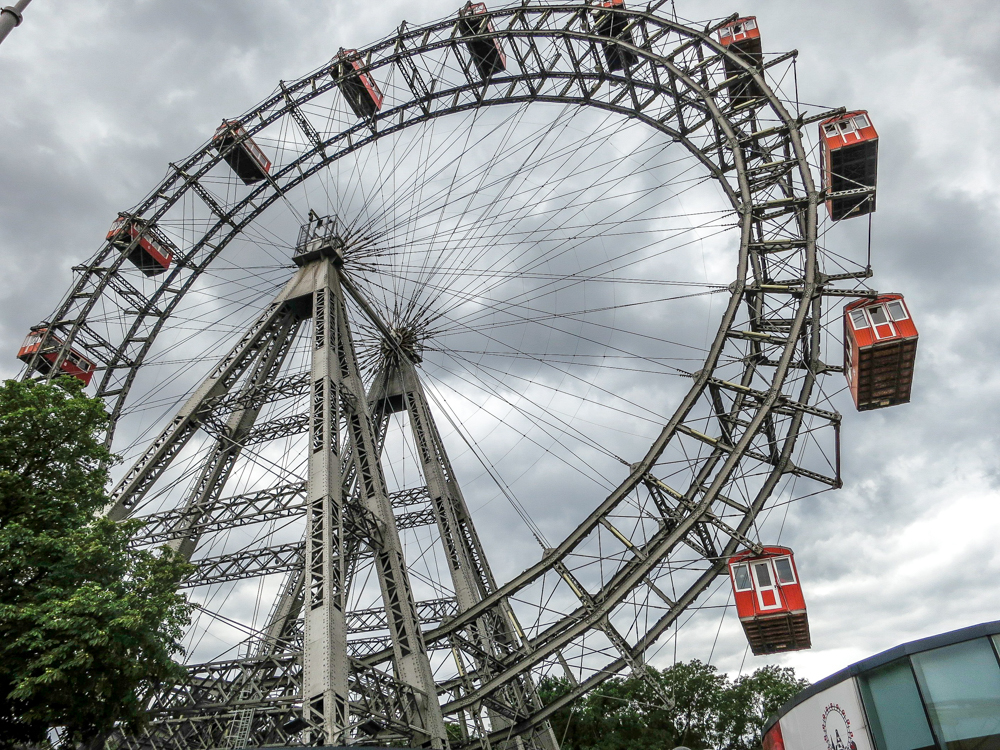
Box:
[133, 484, 435, 546]
[186, 542, 306, 589]
[122, 654, 427, 750]
[212, 372, 312, 413]
[347, 597, 458, 634]
[134, 482, 307, 546]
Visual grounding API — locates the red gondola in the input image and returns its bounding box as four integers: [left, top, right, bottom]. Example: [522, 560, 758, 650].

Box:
[458, 2, 507, 80]
[820, 111, 878, 221]
[718, 17, 763, 103]
[212, 120, 272, 185]
[844, 294, 918, 411]
[729, 546, 810, 656]
[107, 213, 177, 276]
[17, 328, 96, 385]
[592, 0, 638, 72]
[333, 48, 384, 120]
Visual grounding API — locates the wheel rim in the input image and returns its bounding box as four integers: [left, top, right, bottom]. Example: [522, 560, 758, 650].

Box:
[20, 5, 862, 747]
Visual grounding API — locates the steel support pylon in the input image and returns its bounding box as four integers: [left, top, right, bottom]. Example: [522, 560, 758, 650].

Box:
[365, 328, 558, 750]
[298, 257, 447, 746]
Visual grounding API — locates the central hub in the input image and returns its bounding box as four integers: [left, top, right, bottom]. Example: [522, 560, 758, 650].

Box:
[382, 325, 424, 364]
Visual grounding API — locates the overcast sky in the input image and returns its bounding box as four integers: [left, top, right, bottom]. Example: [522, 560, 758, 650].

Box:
[2, 0, 999, 688]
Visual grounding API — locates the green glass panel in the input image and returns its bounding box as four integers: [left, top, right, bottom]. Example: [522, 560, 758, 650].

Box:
[912, 638, 1000, 749]
[860, 658, 936, 750]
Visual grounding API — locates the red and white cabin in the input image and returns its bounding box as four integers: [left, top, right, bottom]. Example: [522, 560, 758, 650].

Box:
[213, 120, 272, 185]
[729, 546, 810, 656]
[718, 16, 760, 49]
[718, 17, 763, 103]
[844, 294, 918, 411]
[17, 328, 96, 385]
[458, 2, 507, 80]
[107, 213, 177, 276]
[593, 0, 638, 72]
[333, 48, 384, 120]
[820, 111, 879, 221]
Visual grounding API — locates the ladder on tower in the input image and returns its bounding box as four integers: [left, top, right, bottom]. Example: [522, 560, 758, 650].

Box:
[225, 700, 256, 750]
[225, 570, 296, 748]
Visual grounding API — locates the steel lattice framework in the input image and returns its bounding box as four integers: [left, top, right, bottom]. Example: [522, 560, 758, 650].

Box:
[20, 2, 878, 748]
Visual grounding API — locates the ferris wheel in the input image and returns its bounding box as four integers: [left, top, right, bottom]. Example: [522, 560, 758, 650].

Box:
[16, 2, 905, 748]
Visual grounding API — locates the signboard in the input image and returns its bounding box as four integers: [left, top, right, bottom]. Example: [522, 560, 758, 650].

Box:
[779, 677, 874, 750]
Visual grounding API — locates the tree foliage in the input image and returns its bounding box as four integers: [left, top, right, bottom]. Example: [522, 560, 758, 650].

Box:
[539, 660, 808, 750]
[0, 378, 191, 748]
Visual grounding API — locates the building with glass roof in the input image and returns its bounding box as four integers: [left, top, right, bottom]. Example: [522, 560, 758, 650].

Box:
[763, 620, 1000, 750]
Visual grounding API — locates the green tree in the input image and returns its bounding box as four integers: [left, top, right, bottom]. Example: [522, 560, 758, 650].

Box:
[716, 665, 809, 750]
[0, 377, 191, 748]
[539, 659, 808, 750]
[661, 660, 728, 745]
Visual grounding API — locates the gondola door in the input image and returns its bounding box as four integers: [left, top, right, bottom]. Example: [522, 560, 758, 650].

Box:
[866, 304, 896, 341]
[751, 559, 782, 611]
